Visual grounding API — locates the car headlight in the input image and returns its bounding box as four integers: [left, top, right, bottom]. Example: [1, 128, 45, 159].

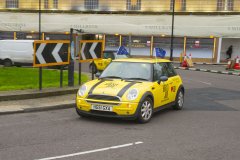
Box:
[78, 85, 87, 97]
[127, 88, 139, 101]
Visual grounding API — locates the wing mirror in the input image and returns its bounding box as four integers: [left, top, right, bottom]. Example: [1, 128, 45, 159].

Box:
[95, 72, 101, 78]
[158, 76, 168, 84]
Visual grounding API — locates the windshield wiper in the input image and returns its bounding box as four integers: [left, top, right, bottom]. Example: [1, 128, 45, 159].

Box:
[99, 76, 123, 79]
[123, 78, 149, 81]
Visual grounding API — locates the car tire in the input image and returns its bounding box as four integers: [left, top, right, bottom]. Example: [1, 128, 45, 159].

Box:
[173, 89, 184, 110]
[89, 63, 97, 74]
[3, 59, 12, 67]
[137, 97, 153, 123]
[76, 108, 90, 118]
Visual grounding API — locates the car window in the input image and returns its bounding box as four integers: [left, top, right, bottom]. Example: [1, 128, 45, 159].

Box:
[100, 62, 151, 81]
[113, 53, 132, 59]
[103, 52, 114, 59]
[166, 62, 177, 77]
[153, 62, 169, 81]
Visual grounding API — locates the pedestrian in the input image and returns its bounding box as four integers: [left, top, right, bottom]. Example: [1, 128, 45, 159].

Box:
[226, 45, 233, 60]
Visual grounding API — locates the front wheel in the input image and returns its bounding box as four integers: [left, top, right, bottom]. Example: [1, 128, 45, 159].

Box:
[137, 97, 153, 123]
[89, 63, 97, 74]
[4, 60, 12, 67]
[173, 89, 184, 110]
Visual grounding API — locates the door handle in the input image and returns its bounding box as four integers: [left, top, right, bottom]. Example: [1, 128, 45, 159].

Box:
[169, 82, 173, 84]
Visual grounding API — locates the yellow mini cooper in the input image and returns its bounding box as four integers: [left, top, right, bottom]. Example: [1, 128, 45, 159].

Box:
[76, 58, 184, 123]
[89, 50, 132, 73]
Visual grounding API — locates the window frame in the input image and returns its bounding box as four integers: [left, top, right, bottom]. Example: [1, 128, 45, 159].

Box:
[170, 0, 186, 11]
[217, 0, 234, 11]
[126, 0, 141, 10]
[85, 0, 99, 10]
[6, 0, 18, 8]
[44, 0, 58, 9]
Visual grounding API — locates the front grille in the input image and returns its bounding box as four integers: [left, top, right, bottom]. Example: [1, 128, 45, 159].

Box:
[90, 110, 118, 116]
[85, 100, 120, 106]
[87, 94, 121, 101]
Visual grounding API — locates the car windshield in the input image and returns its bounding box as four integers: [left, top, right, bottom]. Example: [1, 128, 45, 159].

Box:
[99, 62, 151, 81]
[113, 53, 132, 59]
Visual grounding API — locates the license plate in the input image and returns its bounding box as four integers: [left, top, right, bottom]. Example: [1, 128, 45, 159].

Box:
[91, 105, 113, 111]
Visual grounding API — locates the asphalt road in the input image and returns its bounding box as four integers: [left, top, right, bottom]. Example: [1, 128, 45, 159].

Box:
[0, 70, 240, 160]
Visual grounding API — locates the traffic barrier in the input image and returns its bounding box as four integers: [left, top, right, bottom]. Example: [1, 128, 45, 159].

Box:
[233, 56, 240, 70]
[226, 58, 231, 70]
[182, 53, 188, 68]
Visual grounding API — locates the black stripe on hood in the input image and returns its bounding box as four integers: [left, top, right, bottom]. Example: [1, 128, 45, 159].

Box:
[88, 80, 105, 94]
[117, 82, 136, 97]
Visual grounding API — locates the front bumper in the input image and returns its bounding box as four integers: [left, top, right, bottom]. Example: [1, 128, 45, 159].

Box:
[76, 97, 140, 120]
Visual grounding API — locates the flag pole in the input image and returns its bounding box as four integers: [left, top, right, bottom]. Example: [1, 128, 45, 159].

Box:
[154, 48, 157, 64]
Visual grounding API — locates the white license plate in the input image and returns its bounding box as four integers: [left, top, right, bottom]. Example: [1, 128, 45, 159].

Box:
[91, 105, 113, 111]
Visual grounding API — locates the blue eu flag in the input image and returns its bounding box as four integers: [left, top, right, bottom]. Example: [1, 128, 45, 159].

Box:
[117, 46, 129, 55]
[154, 48, 166, 58]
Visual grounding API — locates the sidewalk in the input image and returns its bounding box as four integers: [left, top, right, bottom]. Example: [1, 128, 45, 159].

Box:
[173, 62, 240, 76]
[0, 64, 239, 115]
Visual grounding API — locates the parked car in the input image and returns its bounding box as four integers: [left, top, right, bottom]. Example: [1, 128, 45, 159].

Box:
[0, 40, 34, 67]
[89, 50, 131, 73]
[77, 58, 184, 123]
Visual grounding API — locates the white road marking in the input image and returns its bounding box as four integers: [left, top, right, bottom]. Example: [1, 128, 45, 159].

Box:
[36, 43, 47, 64]
[52, 43, 63, 62]
[135, 141, 143, 144]
[37, 141, 143, 160]
[182, 78, 212, 85]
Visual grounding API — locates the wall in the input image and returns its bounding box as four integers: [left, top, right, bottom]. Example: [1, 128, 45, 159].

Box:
[0, 0, 240, 11]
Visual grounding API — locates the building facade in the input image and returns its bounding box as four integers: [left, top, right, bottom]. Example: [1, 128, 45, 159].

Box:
[1, 0, 240, 62]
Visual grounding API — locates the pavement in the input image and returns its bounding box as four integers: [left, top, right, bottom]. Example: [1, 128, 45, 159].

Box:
[0, 63, 239, 115]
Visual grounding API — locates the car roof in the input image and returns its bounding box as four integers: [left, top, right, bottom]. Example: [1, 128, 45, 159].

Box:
[113, 58, 171, 63]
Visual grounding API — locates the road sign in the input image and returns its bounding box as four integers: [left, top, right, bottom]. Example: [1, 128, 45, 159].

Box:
[79, 40, 103, 62]
[33, 40, 70, 67]
[71, 42, 74, 59]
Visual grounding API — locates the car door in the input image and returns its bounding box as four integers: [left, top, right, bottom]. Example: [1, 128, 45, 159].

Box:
[165, 62, 178, 102]
[151, 62, 171, 108]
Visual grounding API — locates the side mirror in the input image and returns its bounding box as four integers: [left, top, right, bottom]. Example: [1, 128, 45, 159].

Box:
[95, 72, 101, 78]
[158, 76, 168, 84]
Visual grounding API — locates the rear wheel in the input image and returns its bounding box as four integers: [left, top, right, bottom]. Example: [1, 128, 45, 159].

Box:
[137, 97, 153, 123]
[3, 60, 12, 67]
[89, 63, 97, 74]
[173, 89, 184, 110]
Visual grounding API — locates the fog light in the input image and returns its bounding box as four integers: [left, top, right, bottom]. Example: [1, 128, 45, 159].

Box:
[79, 100, 81, 103]
[127, 104, 131, 108]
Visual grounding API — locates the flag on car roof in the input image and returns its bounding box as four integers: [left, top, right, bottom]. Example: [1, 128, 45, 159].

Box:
[117, 46, 129, 55]
[154, 48, 166, 59]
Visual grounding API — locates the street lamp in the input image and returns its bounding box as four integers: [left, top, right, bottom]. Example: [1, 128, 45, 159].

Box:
[170, 0, 175, 61]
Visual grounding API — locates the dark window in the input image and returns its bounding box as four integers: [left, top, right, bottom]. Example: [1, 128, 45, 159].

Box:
[103, 52, 115, 59]
[170, 0, 186, 11]
[166, 62, 177, 77]
[44, 0, 58, 9]
[6, 0, 18, 8]
[85, 0, 98, 9]
[126, 0, 141, 10]
[217, 0, 234, 11]
[153, 63, 169, 81]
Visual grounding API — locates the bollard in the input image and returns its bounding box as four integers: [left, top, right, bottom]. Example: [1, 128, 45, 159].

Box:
[180, 53, 182, 67]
